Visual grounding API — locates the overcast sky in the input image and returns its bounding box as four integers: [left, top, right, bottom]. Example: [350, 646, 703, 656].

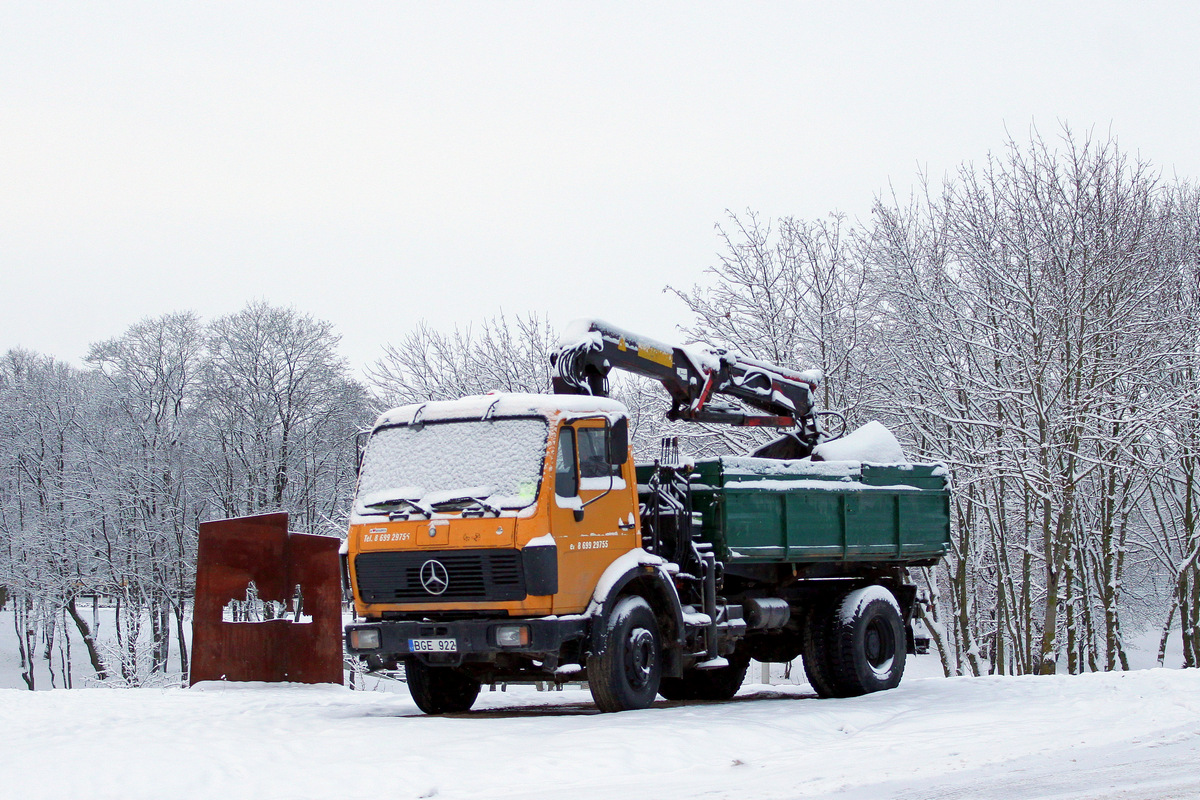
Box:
[3, 2, 1197, 375]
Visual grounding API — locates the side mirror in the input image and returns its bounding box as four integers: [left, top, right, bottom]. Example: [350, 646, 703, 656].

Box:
[608, 417, 629, 466]
[354, 430, 370, 476]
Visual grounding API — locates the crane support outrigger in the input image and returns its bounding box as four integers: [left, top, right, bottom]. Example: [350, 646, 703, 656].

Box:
[344, 319, 949, 713]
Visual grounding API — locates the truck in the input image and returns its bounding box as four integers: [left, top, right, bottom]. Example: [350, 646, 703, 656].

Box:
[344, 320, 949, 713]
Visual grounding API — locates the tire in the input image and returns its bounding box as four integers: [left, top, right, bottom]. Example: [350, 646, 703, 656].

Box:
[825, 586, 906, 697]
[657, 653, 750, 702]
[405, 658, 481, 715]
[800, 601, 838, 699]
[588, 595, 663, 712]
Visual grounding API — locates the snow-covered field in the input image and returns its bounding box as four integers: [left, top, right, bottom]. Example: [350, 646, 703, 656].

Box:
[1, 651, 1198, 799]
[3, 606, 1197, 799]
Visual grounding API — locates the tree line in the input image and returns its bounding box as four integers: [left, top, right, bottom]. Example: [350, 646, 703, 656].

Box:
[0, 302, 371, 687]
[3, 127, 1198, 688]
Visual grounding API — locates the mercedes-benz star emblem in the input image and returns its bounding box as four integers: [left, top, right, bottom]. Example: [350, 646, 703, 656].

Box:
[420, 559, 450, 595]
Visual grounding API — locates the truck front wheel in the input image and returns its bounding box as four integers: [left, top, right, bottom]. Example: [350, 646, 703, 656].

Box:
[588, 595, 662, 712]
[826, 586, 906, 696]
[405, 658, 482, 715]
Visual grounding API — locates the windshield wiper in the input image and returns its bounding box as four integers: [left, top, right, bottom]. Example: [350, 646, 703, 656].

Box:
[361, 497, 431, 518]
[429, 494, 503, 517]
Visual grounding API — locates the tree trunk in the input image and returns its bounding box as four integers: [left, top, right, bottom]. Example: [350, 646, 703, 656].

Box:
[66, 597, 110, 681]
[175, 598, 190, 682]
[15, 596, 35, 690]
[1157, 598, 1177, 668]
[1065, 553, 1078, 675]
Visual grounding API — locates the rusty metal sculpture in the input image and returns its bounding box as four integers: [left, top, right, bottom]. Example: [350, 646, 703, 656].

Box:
[190, 512, 343, 686]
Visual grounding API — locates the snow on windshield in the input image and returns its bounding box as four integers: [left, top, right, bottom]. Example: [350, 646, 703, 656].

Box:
[356, 417, 548, 511]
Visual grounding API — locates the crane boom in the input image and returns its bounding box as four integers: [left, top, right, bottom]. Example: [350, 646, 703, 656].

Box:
[551, 320, 825, 447]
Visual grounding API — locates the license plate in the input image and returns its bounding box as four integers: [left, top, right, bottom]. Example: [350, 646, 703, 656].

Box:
[409, 637, 458, 653]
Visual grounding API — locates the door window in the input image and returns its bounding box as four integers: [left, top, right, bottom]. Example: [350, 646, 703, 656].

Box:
[578, 426, 619, 479]
[555, 427, 578, 497]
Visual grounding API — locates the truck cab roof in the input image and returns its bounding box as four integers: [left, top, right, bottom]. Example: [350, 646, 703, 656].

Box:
[372, 392, 628, 430]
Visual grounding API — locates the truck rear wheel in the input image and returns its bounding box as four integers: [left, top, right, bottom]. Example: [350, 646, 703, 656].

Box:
[588, 595, 662, 712]
[405, 658, 481, 715]
[825, 586, 906, 697]
[800, 601, 838, 698]
[657, 653, 750, 702]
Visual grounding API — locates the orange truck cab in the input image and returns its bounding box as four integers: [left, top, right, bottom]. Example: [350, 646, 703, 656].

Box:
[344, 393, 684, 711]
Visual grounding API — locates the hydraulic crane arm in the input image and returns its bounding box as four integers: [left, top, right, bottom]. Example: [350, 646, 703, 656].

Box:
[551, 319, 825, 442]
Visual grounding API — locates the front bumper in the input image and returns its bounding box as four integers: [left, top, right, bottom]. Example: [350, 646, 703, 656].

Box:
[346, 616, 589, 664]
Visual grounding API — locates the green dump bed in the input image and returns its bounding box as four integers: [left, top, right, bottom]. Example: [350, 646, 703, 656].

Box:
[683, 457, 950, 564]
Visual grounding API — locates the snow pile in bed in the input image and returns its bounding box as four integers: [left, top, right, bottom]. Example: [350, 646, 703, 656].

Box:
[812, 420, 906, 463]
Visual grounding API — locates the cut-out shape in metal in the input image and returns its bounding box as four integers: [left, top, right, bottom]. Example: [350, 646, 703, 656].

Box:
[190, 513, 342, 686]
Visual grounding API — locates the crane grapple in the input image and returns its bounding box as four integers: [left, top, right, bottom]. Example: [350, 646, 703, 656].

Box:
[551, 320, 826, 454]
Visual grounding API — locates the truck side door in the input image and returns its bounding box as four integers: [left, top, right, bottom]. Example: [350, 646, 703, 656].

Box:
[548, 419, 638, 614]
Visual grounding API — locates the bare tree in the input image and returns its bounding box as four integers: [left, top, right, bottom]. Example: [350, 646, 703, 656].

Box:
[671, 211, 876, 419]
[1142, 185, 1200, 667]
[870, 127, 1180, 675]
[201, 301, 369, 534]
[369, 312, 555, 407]
[0, 350, 103, 687]
[0, 303, 371, 687]
[85, 312, 205, 681]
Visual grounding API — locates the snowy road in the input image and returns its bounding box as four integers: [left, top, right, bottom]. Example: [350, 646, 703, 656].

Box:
[2, 668, 1198, 800]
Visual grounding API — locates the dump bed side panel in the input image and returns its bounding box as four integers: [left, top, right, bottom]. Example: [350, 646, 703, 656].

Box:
[685, 457, 950, 564]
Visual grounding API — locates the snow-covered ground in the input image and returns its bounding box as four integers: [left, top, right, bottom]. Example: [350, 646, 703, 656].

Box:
[3, 607, 1198, 799]
[0, 652, 1197, 798]
[2, 667, 1198, 799]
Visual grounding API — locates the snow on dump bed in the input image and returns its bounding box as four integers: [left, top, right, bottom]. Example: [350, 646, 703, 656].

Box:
[720, 457, 864, 478]
[725, 478, 926, 493]
[723, 422, 911, 476]
[373, 392, 627, 429]
[708, 460, 941, 493]
[715, 422, 946, 492]
[812, 420, 906, 463]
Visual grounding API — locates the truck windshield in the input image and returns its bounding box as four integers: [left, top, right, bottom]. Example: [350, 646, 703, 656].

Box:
[355, 417, 549, 513]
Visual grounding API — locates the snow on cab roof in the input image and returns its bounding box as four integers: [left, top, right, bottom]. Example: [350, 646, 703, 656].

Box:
[373, 392, 628, 429]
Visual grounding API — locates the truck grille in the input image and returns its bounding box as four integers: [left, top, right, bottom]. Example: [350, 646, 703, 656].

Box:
[355, 549, 525, 604]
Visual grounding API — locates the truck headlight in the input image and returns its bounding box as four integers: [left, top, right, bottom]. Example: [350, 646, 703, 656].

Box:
[495, 625, 530, 647]
[350, 628, 381, 650]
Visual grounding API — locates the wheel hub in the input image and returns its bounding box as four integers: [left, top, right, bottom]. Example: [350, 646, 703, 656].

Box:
[625, 627, 655, 689]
